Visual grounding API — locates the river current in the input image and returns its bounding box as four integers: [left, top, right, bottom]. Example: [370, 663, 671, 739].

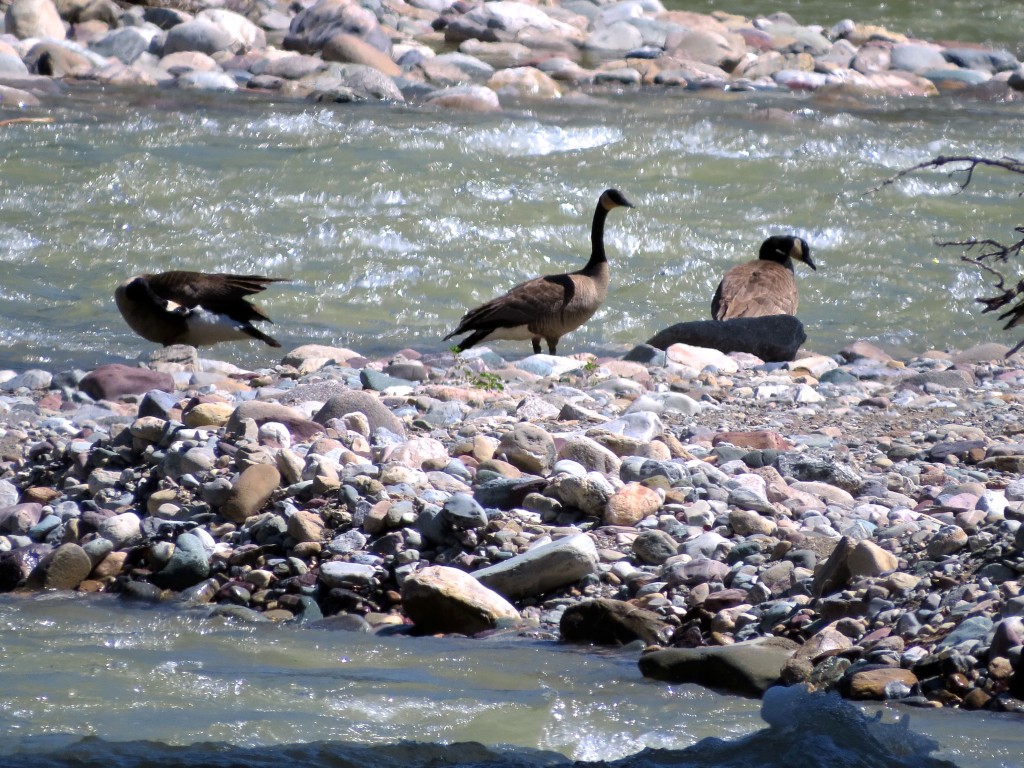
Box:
[1, 82, 1024, 372]
[1, 595, 1022, 768]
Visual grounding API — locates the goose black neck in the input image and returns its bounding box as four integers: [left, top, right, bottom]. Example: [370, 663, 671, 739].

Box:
[584, 201, 610, 271]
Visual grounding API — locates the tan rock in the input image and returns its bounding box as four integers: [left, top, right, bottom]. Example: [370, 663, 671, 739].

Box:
[43, 543, 92, 590]
[789, 480, 855, 507]
[498, 423, 556, 474]
[477, 459, 522, 478]
[885, 571, 920, 594]
[728, 508, 775, 536]
[794, 626, 853, 662]
[287, 509, 325, 543]
[276, 447, 305, 485]
[458, 39, 533, 69]
[841, 23, 908, 46]
[388, 436, 450, 470]
[666, 343, 739, 373]
[712, 429, 792, 450]
[558, 436, 621, 474]
[26, 41, 92, 76]
[5, 0, 65, 40]
[418, 58, 472, 86]
[846, 540, 898, 578]
[605, 483, 661, 526]
[669, 28, 745, 71]
[221, 464, 280, 523]
[487, 66, 561, 98]
[130, 416, 168, 443]
[198, 8, 265, 51]
[737, 50, 785, 79]
[23, 486, 60, 504]
[160, 51, 220, 73]
[401, 565, 520, 635]
[831, 70, 938, 97]
[322, 33, 401, 77]
[147, 488, 180, 516]
[362, 500, 391, 535]
[280, 343, 360, 369]
[425, 84, 500, 112]
[184, 402, 234, 428]
[92, 551, 127, 580]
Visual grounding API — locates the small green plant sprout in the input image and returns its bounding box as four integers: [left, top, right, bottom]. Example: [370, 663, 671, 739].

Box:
[471, 370, 504, 392]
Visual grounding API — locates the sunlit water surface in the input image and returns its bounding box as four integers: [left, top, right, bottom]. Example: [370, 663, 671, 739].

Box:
[0, 595, 1021, 768]
[1, 84, 1023, 371]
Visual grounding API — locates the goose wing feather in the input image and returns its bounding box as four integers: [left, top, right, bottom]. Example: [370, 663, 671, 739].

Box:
[145, 272, 285, 323]
[713, 261, 798, 320]
[446, 275, 569, 338]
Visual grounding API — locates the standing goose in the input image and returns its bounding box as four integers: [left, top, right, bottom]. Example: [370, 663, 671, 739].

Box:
[711, 235, 815, 321]
[115, 271, 285, 348]
[444, 188, 634, 355]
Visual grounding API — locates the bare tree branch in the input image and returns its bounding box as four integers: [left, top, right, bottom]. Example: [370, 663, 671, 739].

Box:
[873, 155, 1024, 355]
[867, 155, 1024, 195]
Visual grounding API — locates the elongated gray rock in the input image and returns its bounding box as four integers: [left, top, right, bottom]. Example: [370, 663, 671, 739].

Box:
[473, 533, 598, 599]
[638, 636, 800, 696]
[644, 315, 807, 362]
[312, 390, 405, 436]
[225, 400, 324, 440]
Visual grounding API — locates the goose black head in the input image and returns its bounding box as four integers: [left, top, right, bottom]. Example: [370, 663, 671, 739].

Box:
[599, 188, 634, 210]
[760, 235, 815, 271]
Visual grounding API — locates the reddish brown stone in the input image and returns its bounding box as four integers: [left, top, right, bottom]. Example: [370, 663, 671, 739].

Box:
[79, 364, 174, 400]
[711, 430, 792, 450]
[847, 668, 917, 700]
[22, 487, 60, 504]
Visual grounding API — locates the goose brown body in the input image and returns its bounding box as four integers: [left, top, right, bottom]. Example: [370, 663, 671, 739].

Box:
[445, 188, 633, 355]
[114, 271, 285, 348]
[712, 235, 815, 321]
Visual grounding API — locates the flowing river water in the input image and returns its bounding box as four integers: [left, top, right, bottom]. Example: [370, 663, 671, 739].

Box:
[1, 84, 1024, 372]
[1, 594, 1023, 768]
[2, 4, 1024, 766]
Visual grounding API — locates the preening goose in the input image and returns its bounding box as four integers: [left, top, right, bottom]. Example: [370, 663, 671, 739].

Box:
[444, 188, 634, 355]
[114, 271, 285, 348]
[711, 235, 815, 321]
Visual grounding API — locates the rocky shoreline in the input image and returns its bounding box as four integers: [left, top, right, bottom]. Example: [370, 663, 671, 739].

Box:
[1, 338, 1023, 712]
[2, 0, 1024, 111]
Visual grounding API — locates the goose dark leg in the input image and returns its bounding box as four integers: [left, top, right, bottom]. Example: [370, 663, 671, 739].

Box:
[532, 338, 542, 354]
[547, 338, 558, 355]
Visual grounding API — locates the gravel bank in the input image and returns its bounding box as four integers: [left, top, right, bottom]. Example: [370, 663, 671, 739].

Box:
[1, 337, 1023, 711]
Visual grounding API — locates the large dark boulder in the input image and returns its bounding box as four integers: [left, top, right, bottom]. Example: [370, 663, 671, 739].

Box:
[560, 598, 672, 646]
[152, 532, 211, 591]
[638, 636, 799, 697]
[642, 315, 807, 362]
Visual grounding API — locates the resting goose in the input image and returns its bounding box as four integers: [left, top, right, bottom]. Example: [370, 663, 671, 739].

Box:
[114, 271, 285, 348]
[444, 188, 634, 355]
[711, 235, 815, 321]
